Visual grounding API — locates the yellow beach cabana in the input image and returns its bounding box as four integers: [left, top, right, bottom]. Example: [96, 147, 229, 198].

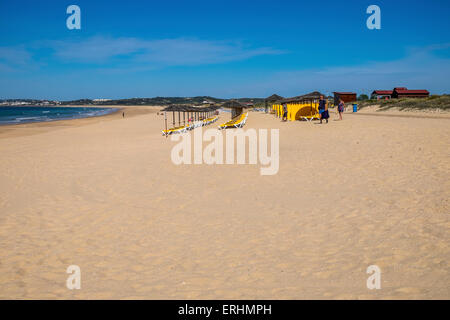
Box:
[272, 91, 326, 121]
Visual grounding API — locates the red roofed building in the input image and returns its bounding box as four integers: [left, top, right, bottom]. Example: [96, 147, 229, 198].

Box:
[371, 87, 430, 99]
[371, 90, 393, 100]
[392, 88, 429, 99]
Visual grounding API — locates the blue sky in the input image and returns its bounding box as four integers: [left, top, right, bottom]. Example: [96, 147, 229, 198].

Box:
[0, 0, 449, 99]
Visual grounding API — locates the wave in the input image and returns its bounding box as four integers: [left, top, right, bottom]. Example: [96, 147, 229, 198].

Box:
[0, 106, 118, 125]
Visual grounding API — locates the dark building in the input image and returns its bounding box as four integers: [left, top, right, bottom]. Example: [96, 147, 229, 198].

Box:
[333, 92, 357, 105]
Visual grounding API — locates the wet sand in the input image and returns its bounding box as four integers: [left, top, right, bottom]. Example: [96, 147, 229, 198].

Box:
[0, 107, 448, 299]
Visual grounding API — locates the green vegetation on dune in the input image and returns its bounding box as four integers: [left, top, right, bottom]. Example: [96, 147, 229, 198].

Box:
[358, 95, 450, 111]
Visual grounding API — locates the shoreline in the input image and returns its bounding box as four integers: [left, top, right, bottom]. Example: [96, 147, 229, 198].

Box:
[0, 105, 162, 139]
[0, 106, 121, 127]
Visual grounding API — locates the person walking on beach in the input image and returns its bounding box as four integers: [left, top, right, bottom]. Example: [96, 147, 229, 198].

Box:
[282, 104, 288, 121]
[337, 98, 345, 121]
[318, 95, 329, 124]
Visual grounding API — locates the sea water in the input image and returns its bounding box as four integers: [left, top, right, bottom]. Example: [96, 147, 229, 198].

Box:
[0, 106, 118, 125]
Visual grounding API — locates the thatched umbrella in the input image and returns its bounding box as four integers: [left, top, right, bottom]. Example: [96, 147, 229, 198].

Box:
[265, 94, 284, 101]
[221, 100, 247, 118]
[161, 105, 193, 131]
[161, 104, 221, 134]
[280, 91, 326, 104]
[301, 91, 326, 100]
[264, 94, 284, 113]
[221, 100, 246, 108]
[161, 105, 178, 130]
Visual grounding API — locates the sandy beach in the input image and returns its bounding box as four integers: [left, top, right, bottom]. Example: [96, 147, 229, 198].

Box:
[0, 107, 448, 299]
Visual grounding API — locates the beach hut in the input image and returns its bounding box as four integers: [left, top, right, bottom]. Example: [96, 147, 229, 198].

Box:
[279, 91, 326, 121]
[333, 92, 357, 105]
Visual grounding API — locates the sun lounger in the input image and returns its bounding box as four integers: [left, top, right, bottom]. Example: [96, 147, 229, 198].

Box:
[202, 115, 219, 126]
[162, 115, 219, 136]
[218, 112, 248, 130]
[162, 125, 188, 136]
[300, 114, 320, 122]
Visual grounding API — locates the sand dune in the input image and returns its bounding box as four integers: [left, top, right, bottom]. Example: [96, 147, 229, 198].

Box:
[0, 107, 448, 299]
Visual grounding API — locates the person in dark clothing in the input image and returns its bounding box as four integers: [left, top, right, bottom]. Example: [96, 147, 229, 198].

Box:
[337, 98, 345, 120]
[282, 104, 288, 121]
[318, 95, 329, 124]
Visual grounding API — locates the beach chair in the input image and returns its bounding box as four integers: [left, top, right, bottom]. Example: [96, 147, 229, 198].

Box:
[300, 114, 320, 122]
[218, 112, 248, 130]
[162, 125, 188, 136]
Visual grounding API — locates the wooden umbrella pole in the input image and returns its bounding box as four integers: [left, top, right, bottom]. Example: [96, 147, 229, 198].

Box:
[164, 111, 168, 138]
[172, 111, 175, 127]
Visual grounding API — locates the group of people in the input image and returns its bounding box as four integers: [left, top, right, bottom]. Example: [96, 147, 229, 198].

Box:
[281, 95, 345, 123]
[317, 95, 345, 123]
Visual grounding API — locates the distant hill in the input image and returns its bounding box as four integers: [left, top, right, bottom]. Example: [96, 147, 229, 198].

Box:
[0, 96, 265, 107]
[67, 96, 225, 106]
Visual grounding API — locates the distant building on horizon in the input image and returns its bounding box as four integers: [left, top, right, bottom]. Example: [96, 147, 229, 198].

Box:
[371, 90, 393, 100]
[93, 99, 112, 102]
[391, 88, 429, 99]
[371, 87, 429, 100]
